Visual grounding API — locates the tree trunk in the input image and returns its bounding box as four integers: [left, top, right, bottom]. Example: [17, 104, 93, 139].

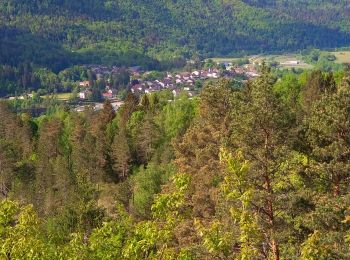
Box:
[271, 239, 280, 260]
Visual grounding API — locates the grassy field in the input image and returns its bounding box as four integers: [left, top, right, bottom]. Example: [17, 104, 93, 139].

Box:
[213, 50, 350, 69]
[251, 54, 312, 69]
[41, 93, 73, 101]
[211, 57, 242, 63]
[212, 53, 313, 69]
[331, 51, 350, 64]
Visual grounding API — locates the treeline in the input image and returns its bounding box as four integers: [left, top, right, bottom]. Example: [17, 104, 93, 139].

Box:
[1, 0, 350, 73]
[2, 67, 350, 258]
[0, 63, 65, 97]
[0, 63, 132, 98]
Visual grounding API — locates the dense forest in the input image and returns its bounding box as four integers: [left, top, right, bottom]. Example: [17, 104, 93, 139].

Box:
[0, 62, 134, 98]
[2, 0, 350, 258]
[1, 0, 350, 72]
[1, 66, 350, 258]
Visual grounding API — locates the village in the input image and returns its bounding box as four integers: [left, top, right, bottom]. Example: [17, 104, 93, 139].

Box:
[77, 61, 260, 102]
[4, 60, 262, 114]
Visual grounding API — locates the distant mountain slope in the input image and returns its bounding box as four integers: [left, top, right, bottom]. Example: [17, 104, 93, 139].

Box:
[1, 0, 350, 71]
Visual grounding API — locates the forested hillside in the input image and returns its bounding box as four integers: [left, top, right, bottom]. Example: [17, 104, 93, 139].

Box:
[1, 0, 350, 71]
[2, 67, 350, 258]
[3, 1, 350, 258]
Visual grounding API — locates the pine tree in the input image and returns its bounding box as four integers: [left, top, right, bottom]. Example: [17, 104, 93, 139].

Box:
[0, 141, 16, 198]
[230, 66, 295, 259]
[88, 100, 116, 181]
[300, 80, 350, 257]
[119, 92, 139, 128]
[135, 114, 160, 164]
[306, 86, 350, 196]
[140, 94, 150, 111]
[174, 79, 234, 219]
[0, 103, 34, 201]
[35, 118, 64, 215]
[111, 129, 131, 181]
[301, 70, 326, 115]
[100, 100, 116, 128]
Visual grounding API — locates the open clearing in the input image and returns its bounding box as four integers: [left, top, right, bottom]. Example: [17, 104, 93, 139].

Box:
[331, 51, 350, 64]
[211, 57, 242, 63]
[41, 93, 73, 101]
[250, 54, 312, 69]
[212, 53, 313, 69]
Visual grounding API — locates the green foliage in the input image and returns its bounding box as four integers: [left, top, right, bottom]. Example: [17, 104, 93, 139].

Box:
[195, 219, 232, 257]
[152, 173, 191, 221]
[131, 163, 175, 218]
[0, 200, 56, 259]
[3, 67, 350, 258]
[89, 205, 132, 259]
[1, 0, 350, 80]
[143, 71, 166, 82]
[158, 95, 197, 140]
[301, 231, 334, 260]
[274, 73, 302, 109]
[219, 150, 261, 259]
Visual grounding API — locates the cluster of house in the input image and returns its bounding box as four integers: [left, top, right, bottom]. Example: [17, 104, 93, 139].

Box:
[132, 64, 262, 95]
[78, 81, 93, 100]
[221, 61, 260, 78]
[77, 63, 261, 100]
[130, 68, 223, 97]
[86, 65, 142, 79]
[232, 65, 260, 78]
[78, 65, 141, 100]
